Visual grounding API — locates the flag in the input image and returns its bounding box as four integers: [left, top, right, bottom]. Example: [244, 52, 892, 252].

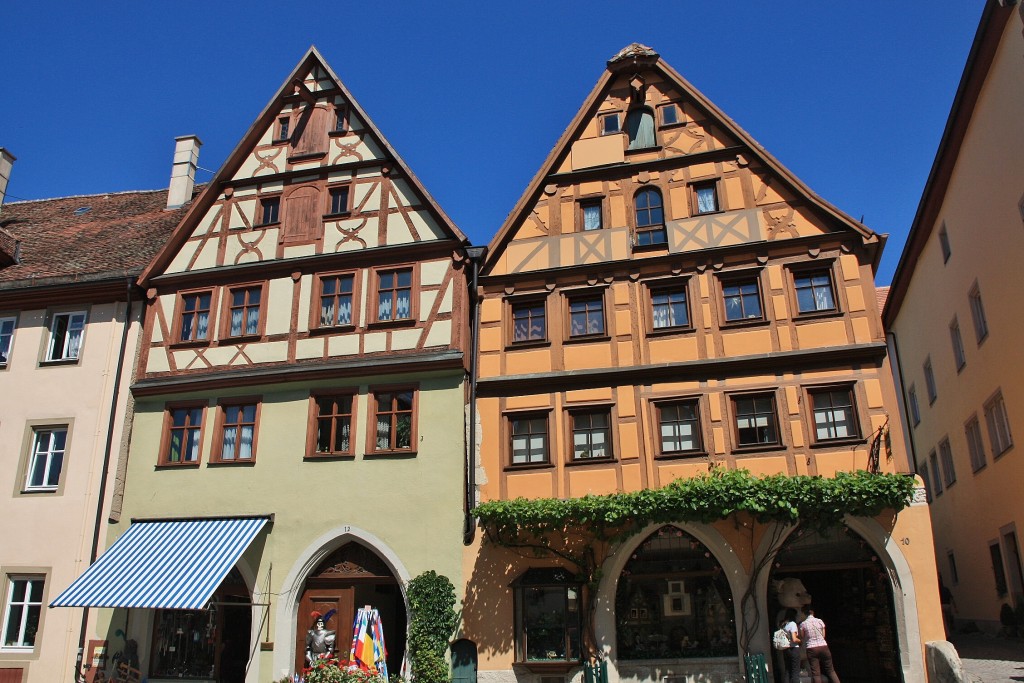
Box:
[350, 607, 387, 676]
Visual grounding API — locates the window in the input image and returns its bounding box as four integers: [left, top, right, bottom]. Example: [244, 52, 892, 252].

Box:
[0, 316, 14, 366]
[513, 569, 581, 664]
[991, 542, 1008, 596]
[509, 413, 548, 465]
[511, 299, 546, 344]
[650, 285, 690, 330]
[372, 389, 415, 452]
[626, 107, 656, 150]
[46, 311, 86, 361]
[334, 106, 347, 133]
[318, 274, 355, 327]
[919, 466, 932, 503]
[793, 270, 837, 314]
[984, 390, 1013, 456]
[178, 291, 212, 342]
[693, 181, 719, 214]
[733, 393, 780, 448]
[600, 112, 620, 136]
[969, 283, 989, 343]
[908, 384, 921, 426]
[948, 552, 959, 585]
[965, 415, 987, 472]
[163, 405, 203, 465]
[924, 357, 937, 404]
[810, 387, 859, 441]
[570, 409, 612, 460]
[215, 403, 258, 462]
[938, 437, 956, 487]
[2, 577, 43, 650]
[567, 294, 605, 338]
[656, 400, 702, 455]
[658, 103, 679, 126]
[276, 117, 290, 141]
[225, 286, 262, 337]
[258, 197, 280, 225]
[312, 394, 354, 456]
[929, 450, 943, 497]
[580, 199, 603, 231]
[329, 186, 350, 215]
[634, 188, 666, 246]
[26, 428, 66, 491]
[722, 278, 763, 322]
[950, 318, 966, 370]
[939, 224, 951, 263]
[376, 269, 413, 322]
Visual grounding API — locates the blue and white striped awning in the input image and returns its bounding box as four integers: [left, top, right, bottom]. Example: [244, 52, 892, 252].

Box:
[50, 516, 269, 609]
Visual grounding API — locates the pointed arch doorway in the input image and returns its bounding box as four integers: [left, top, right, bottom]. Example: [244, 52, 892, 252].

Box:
[295, 542, 407, 675]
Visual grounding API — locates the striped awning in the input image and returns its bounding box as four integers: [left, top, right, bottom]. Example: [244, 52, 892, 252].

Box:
[50, 516, 269, 609]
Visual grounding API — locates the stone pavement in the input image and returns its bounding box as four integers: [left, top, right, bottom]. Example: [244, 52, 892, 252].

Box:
[950, 632, 1024, 682]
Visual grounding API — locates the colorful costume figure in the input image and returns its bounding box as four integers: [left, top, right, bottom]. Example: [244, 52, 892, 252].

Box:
[305, 610, 337, 666]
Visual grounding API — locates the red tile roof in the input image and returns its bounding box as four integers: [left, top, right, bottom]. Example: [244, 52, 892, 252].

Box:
[876, 285, 890, 311]
[0, 189, 188, 291]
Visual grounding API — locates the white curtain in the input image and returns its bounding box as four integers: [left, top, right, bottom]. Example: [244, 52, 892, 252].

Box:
[230, 309, 244, 336]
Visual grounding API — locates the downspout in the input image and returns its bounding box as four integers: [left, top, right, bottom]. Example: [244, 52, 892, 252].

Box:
[74, 277, 136, 681]
[887, 331, 919, 474]
[463, 246, 487, 545]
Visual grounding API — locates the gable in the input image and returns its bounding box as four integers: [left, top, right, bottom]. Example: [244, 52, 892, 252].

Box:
[144, 50, 463, 282]
[486, 45, 872, 278]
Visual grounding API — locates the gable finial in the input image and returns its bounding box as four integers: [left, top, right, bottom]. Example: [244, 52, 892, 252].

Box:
[607, 43, 659, 72]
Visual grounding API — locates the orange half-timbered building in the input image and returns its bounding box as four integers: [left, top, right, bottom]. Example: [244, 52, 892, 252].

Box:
[463, 45, 942, 683]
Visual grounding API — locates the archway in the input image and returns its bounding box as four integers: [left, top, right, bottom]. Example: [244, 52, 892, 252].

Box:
[295, 542, 407, 676]
[769, 526, 902, 683]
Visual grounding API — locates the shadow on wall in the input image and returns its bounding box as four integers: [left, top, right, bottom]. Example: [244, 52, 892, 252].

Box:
[461, 543, 526, 659]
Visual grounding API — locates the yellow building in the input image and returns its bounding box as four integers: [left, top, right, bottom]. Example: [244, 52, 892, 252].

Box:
[464, 44, 942, 683]
[884, 0, 1024, 635]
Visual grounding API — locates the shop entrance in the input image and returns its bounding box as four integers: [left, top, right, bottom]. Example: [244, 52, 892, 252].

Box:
[769, 526, 902, 683]
[295, 542, 407, 675]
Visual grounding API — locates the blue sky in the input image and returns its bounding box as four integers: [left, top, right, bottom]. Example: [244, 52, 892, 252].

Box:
[0, 1, 982, 283]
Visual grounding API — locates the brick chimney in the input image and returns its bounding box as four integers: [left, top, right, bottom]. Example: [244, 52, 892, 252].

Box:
[0, 148, 15, 211]
[166, 135, 202, 210]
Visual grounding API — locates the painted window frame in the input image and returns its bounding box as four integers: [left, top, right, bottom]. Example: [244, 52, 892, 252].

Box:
[257, 195, 281, 226]
[173, 288, 216, 345]
[331, 104, 349, 134]
[908, 384, 921, 427]
[652, 397, 705, 458]
[0, 574, 45, 652]
[308, 392, 358, 458]
[44, 310, 87, 363]
[730, 391, 782, 450]
[690, 179, 722, 215]
[211, 398, 261, 464]
[370, 265, 417, 325]
[965, 414, 987, 472]
[578, 197, 604, 232]
[275, 116, 291, 143]
[567, 405, 614, 462]
[924, 356, 937, 404]
[938, 436, 956, 488]
[645, 279, 692, 334]
[938, 223, 952, 263]
[367, 385, 418, 455]
[633, 187, 667, 247]
[599, 112, 621, 136]
[788, 263, 840, 317]
[508, 295, 548, 346]
[657, 102, 681, 128]
[313, 270, 359, 331]
[718, 271, 766, 325]
[969, 281, 989, 344]
[326, 184, 352, 217]
[950, 317, 967, 371]
[221, 282, 266, 339]
[159, 402, 207, 467]
[23, 426, 69, 493]
[984, 390, 1013, 457]
[507, 410, 551, 467]
[0, 315, 15, 368]
[807, 384, 861, 444]
[929, 450, 943, 497]
[564, 289, 608, 341]
[513, 568, 583, 667]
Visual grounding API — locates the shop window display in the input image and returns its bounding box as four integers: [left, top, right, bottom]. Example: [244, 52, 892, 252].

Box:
[615, 526, 736, 659]
[513, 568, 582, 664]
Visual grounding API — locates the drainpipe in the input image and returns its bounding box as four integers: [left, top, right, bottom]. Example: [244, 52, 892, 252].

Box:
[74, 277, 136, 681]
[463, 246, 487, 545]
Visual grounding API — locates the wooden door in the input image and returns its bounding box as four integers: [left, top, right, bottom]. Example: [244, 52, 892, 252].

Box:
[0, 670, 23, 683]
[296, 587, 354, 674]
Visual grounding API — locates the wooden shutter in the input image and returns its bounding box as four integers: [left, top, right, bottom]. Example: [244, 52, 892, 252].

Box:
[283, 186, 321, 243]
[291, 105, 330, 158]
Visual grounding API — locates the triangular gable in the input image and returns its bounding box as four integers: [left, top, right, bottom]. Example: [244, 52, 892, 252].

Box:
[140, 47, 465, 285]
[484, 43, 877, 276]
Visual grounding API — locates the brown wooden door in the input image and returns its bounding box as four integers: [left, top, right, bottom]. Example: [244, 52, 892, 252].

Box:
[296, 587, 354, 673]
[0, 670, 23, 683]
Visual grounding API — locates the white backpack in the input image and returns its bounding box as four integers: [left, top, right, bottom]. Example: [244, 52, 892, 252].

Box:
[772, 627, 791, 650]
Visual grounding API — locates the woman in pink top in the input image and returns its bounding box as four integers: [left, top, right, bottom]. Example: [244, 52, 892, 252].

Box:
[798, 606, 840, 683]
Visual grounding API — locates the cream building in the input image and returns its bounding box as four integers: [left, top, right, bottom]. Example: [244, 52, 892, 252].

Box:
[884, 0, 1024, 634]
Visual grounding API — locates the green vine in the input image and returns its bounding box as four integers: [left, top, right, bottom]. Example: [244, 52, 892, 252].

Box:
[475, 469, 915, 656]
[406, 571, 459, 683]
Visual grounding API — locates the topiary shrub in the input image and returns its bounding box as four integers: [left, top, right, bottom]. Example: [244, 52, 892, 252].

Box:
[407, 571, 459, 683]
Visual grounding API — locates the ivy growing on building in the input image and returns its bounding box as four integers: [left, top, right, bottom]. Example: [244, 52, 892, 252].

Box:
[406, 571, 459, 683]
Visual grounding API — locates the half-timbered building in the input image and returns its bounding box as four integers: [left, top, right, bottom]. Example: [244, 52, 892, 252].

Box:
[464, 45, 942, 683]
[53, 48, 472, 682]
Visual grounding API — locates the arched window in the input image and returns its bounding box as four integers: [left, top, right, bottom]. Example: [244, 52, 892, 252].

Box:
[616, 526, 736, 659]
[626, 107, 656, 150]
[634, 188, 666, 246]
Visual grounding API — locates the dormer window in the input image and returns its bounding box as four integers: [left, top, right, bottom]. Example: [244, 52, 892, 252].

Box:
[626, 107, 656, 150]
